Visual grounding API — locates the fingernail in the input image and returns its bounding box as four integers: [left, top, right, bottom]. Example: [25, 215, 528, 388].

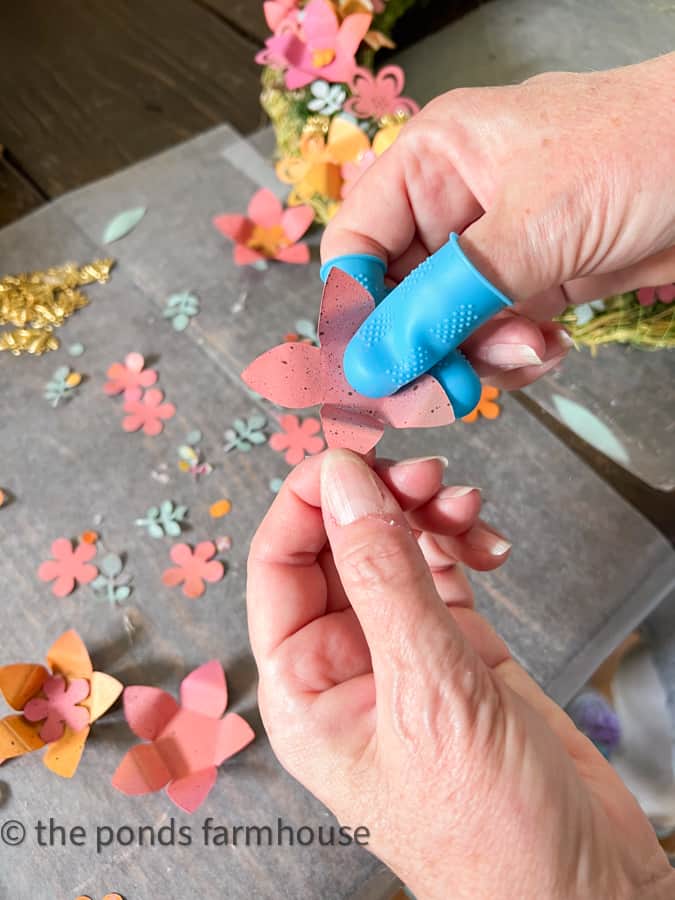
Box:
[557, 328, 574, 349]
[441, 485, 480, 498]
[321, 450, 389, 526]
[396, 455, 449, 469]
[478, 343, 543, 368]
[466, 524, 511, 556]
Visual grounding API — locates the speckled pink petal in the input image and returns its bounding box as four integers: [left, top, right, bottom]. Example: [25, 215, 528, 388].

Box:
[320, 405, 384, 454]
[242, 342, 322, 407]
[112, 743, 172, 796]
[216, 712, 256, 764]
[166, 767, 218, 813]
[123, 686, 179, 740]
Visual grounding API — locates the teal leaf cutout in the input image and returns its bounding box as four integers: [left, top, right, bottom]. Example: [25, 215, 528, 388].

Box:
[185, 429, 202, 446]
[135, 500, 188, 538]
[552, 395, 629, 465]
[100, 553, 123, 577]
[224, 413, 268, 452]
[44, 367, 79, 408]
[102, 206, 146, 244]
[163, 292, 200, 332]
[91, 553, 132, 605]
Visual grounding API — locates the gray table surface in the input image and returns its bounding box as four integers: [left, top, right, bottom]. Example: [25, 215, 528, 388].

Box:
[0, 120, 673, 900]
[395, 0, 675, 490]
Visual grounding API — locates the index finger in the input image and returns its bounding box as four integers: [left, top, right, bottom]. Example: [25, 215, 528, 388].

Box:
[320, 120, 480, 270]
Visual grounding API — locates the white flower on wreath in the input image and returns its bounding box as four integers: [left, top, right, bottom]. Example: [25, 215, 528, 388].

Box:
[308, 80, 347, 116]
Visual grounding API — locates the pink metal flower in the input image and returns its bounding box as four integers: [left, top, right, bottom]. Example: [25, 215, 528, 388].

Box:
[242, 269, 455, 455]
[269, 414, 325, 465]
[636, 283, 675, 307]
[344, 65, 420, 119]
[341, 149, 377, 197]
[122, 387, 176, 436]
[256, 0, 371, 90]
[213, 188, 313, 266]
[23, 675, 90, 743]
[112, 660, 254, 813]
[104, 352, 157, 399]
[162, 542, 224, 599]
[37, 538, 98, 597]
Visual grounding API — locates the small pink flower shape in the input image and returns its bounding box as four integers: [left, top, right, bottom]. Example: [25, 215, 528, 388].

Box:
[122, 387, 176, 436]
[162, 542, 224, 599]
[344, 65, 420, 120]
[213, 188, 314, 266]
[104, 352, 157, 398]
[636, 283, 675, 306]
[37, 538, 98, 597]
[269, 415, 325, 465]
[23, 674, 90, 743]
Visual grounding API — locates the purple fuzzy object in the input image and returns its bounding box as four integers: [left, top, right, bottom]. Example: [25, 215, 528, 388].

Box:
[567, 691, 621, 752]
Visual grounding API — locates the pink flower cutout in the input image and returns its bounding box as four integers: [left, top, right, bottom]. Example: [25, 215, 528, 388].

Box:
[264, 0, 300, 33]
[213, 188, 313, 266]
[341, 149, 377, 198]
[23, 675, 90, 743]
[242, 269, 455, 455]
[636, 283, 675, 306]
[112, 660, 254, 813]
[37, 538, 98, 597]
[269, 414, 325, 465]
[104, 352, 157, 399]
[122, 387, 176, 436]
[256, 0, 371, 90]
[162, 542, 224, 599]
[344, 65, 420, 120]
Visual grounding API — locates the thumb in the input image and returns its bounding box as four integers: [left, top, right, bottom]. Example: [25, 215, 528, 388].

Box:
[320, 449, 475, 714]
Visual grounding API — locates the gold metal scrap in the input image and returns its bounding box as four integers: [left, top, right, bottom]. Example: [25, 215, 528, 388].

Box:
[0, 258, 114, 356]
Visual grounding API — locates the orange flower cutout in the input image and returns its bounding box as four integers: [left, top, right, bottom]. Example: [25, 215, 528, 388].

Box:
[0, 631, 122, 778]
[462, 385, 501, 422]
[276, 116, 370, 205]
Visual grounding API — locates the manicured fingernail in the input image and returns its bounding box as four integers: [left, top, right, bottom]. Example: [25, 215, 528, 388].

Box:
[396, 455, 449, 468]
[321, 450, 389, 526]
[442, 485, 480, 498]
[478, 343, 543, 368]
[557, 328, 574, 349]
[466, 524, 511, 556]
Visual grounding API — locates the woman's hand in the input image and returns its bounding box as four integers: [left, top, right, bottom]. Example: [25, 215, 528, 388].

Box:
[247, 450, 674, 899]
[321, 54, 675, 390]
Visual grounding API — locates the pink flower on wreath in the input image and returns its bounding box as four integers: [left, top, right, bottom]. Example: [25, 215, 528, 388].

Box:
[162, 542, 225, 599]
[636, 283, 675, 307]
[213, 189, 313, 266]
[104, 352, 157, 399]
[122, 388, 176, 436]
[269, 414, 325, 465]
[23, 675, 90, 743]
[256, 0, 371, 90]
[37, 538, 98, 597]
[264, 0, 301, 33]
[344, 65, 420, 120]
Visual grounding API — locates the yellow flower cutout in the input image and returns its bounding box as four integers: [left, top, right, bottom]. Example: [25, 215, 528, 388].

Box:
[276, 116, 370, 205]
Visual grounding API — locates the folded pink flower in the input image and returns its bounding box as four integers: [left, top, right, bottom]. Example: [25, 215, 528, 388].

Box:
[104, 352, 157, 398]
[242, 269, 454, 454]
[636, 283, 675, 306]
[112, 660, 254, 813]
[213, 188, 313, 266]
[344, 65, 420, 119]
[37, 538, 98, 597]
[122, 388, 176, 436]
[257, 0, 371, 89]
[263, 0, 300, 33]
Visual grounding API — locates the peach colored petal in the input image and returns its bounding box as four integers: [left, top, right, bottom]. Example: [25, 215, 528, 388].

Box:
[183, 574, 206, 599]
[51, 537, 75, 560]
[193, 541, 216, 561]
[170, 544, 194, 566]
[52, 574, 76, 597]
[180, 660, 227, 718]
[73, 541, 97, 563]
[247, 189, 283, 228]
[234, 244, 264, 265]
[280, 205, 314, 242]
[162, 567, 185, 588]
[122, 414, 144, 433]
[275, 243, 310, 264]
[167, 767, 218, 813]
[213, 213, 250, 243]
[201, 560, 225, 584]
[123, 686, 179, 740]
